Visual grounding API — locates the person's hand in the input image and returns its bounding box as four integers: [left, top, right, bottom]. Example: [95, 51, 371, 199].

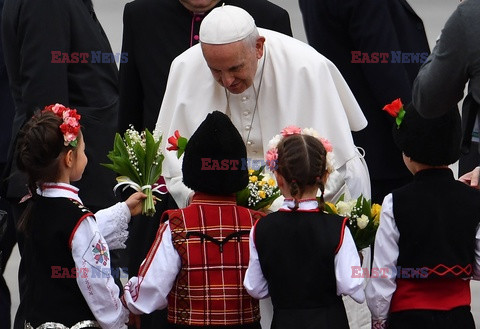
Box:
[126, 312, 141, 329]
[459, 166, 480, 189]
[125, 191, 147, 216]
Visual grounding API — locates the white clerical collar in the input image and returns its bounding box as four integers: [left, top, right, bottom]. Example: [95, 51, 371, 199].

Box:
[279, 198, 318, 211]
[37, 182, 82, 203]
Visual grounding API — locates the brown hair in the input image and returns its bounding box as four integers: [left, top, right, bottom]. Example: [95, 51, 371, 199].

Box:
[276, 134, 328, 211]
[16, 110, 80, 234]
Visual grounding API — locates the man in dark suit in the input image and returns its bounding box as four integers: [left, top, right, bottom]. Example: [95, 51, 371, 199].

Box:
[299, 0, 430, 204]
[118, 1, 291, 328]
[0, 0, 16, 327]
[2, 0, 119, 327]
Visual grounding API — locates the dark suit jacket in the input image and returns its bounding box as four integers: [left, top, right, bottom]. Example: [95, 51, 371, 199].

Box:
[299, 0, 430, 182]
[1, 0, 118, 209]
[0, 0, 14, 166]
[118, 0, 292, 132]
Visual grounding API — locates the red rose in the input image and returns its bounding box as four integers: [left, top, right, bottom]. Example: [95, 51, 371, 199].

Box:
[167, 130, 181, 151]
[383, 98, 403, 117]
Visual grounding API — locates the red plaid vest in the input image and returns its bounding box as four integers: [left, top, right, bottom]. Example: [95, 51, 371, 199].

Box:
[164, 193, 262, 326]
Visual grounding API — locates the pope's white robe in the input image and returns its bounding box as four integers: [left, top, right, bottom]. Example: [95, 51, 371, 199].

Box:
[156, 28, 371, 208]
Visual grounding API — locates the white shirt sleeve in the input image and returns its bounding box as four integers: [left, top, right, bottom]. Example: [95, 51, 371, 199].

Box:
[365, 193, 399, 322]
[95, 202, 131, 250]
[244, 226, 270, 299]
[335, 226, 365, 303]
[71, 216, 129, 329]
[123, 222, 181, 314]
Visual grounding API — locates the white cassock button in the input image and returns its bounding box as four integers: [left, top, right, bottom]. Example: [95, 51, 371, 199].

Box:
[243, 111, 250, 116]
[242, 96, 248, 102]
[245, 125, 251, 131]
[247, 141, 254, 145]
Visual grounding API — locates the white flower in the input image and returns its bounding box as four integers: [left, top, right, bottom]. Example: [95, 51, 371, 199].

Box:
[326, 152, 336, 174]
[267, 134, 282, 150]
[357, 214, 369, 229]
[302, 127, 320, 138]
[336, 200, 356, 217]
[152, 127, 162, 142]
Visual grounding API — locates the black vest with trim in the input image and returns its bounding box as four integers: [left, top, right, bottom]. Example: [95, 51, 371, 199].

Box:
[254, 211, 346, 308]
[24, 196, 96, 326]
[393, 168, 480, 279]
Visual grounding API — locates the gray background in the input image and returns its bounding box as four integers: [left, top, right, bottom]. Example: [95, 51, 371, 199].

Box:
[5, 0, 477, 327]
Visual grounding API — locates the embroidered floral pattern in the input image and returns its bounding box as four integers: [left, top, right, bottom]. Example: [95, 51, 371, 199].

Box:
[92, 240, 109, 266]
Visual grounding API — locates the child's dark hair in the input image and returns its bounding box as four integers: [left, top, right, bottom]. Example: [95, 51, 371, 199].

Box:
[276, 134, 328, 211]
[16, 110, 80, 234]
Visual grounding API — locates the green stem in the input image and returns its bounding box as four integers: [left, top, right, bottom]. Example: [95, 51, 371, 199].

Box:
[143, 188, 155, 217]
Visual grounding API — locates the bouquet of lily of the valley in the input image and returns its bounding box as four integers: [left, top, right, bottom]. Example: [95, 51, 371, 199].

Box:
[324, 194, 381, 251]
[236, 166, 281, 211]
[102, 126, 165, 216]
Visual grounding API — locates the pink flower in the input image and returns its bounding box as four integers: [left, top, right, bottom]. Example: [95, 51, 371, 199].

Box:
[320, 138, 333, 153]
[280, 125, 302, 137]
[51, 103, 66, 115]
[265, 148, 278, 170]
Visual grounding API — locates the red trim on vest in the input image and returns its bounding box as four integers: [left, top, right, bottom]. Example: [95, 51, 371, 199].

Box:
[334, 217, 348, 254]
[42, 184, 79, 194]
[191, 192, 237, 205]
[68, 212, 94, 249]
[138, 223, 168, 278]
[278, 208, 320, 212]
[390, 278, 471, 312]
[426, 263, 472, 277]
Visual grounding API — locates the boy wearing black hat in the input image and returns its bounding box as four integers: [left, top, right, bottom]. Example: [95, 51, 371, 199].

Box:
[122, 111, 263, 328]
[365, 103, 480, 329]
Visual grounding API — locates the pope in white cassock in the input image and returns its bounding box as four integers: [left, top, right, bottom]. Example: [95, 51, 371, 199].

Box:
[155, 5, 371, 328]
[157, 5, 370, 208]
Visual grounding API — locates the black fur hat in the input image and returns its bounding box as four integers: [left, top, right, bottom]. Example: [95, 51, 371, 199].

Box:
[392, 103, 461, 166]
[182, 111, 248, 194]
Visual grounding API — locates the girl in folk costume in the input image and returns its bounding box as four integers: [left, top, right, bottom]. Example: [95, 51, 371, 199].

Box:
[244, 129, 365, 329]
[16, 105, 145, 329]
[366, 102, 480, 329]
[123, 111, 264, 328]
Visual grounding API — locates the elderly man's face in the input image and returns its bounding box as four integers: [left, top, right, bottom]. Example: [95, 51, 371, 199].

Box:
[201, 37, 265, 94]
[179, 0, 220, 13]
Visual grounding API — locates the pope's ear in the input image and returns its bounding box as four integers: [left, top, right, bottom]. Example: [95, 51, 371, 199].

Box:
[255, 36, 266, 59]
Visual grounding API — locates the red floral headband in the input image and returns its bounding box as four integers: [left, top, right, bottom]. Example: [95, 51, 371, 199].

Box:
[43, 103, 81, 147]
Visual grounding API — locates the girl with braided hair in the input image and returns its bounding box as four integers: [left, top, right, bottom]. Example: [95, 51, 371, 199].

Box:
[244, 131, 365, 329]
[16, 105, 145, 329]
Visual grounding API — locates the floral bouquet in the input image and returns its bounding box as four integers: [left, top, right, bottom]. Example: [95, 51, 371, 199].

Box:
[324, 194, 381, 250]
[236, 166, 281, 211]
[102, 126, 165, 216]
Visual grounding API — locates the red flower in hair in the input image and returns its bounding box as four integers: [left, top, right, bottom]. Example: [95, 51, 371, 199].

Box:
[43, 103, 81, 147]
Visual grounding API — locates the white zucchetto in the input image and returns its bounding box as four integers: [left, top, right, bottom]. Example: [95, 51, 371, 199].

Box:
[199, 5, 256, 44]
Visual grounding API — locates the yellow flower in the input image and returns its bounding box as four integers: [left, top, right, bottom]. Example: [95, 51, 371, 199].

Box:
[249, 176, 258, 183]
[325, 202, 337, 214]
[258, 180, 265, 186]
[248, 169, 255, 175]
[258, 190, 266, 199]
[268, 178, 276, 187]
[371, 203, 382, 225]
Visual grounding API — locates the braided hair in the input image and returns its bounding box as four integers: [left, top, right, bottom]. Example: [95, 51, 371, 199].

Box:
[16, 110, 81, 234]
[276, 134, 328, 211]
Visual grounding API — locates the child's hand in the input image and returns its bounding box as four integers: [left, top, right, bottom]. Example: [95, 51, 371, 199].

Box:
[125, 192, 147, 216]
[126, 312, 141, 329]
